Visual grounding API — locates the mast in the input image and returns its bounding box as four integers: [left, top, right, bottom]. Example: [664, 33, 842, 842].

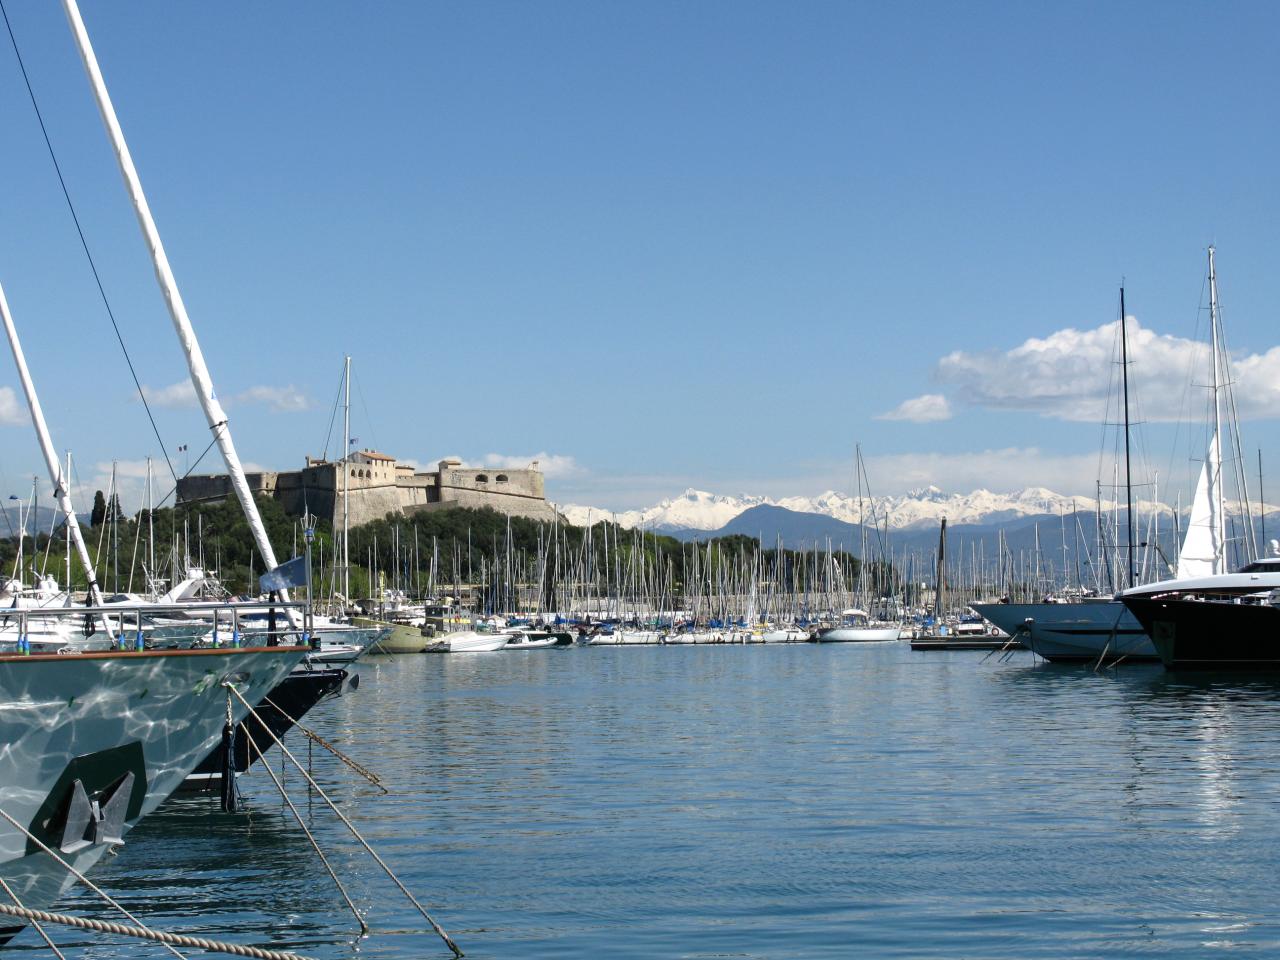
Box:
[62, 0, 296, 622]
[1207, 246, 1226, 574]
[343, 355, 351, 604]
[1119, 286, 1136, 587]
[0, 283, 109, 616]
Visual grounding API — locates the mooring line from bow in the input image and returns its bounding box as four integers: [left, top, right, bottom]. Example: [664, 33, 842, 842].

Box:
[224, 683, 463, 957]
[238, 722, 369, 933]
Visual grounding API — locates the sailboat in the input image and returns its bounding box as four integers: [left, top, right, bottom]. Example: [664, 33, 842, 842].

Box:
[1119, 247, 1280, 668]
[973, 284, 1168, 663]
[817, 446, 902, 643]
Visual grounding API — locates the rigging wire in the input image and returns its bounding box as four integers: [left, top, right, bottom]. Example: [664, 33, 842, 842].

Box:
[0, 0, 178, 486]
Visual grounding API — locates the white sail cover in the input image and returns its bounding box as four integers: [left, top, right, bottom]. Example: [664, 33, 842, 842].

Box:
[1177, 431, 1224, 578]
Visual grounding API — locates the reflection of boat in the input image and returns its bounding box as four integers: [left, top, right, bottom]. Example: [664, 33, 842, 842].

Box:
[0, 644, 305, 943]
[817, 609, 900, 643]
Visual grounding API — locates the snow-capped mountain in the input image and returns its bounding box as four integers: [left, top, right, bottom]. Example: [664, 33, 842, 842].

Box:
[560, 486, 1183, 533]
[559, 489, 770, 531]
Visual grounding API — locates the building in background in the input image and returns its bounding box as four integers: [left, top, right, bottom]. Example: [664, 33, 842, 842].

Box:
[176, 452, 558, 526]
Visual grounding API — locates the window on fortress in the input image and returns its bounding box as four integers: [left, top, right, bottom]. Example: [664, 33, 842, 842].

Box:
[475, 474, 489, 483]
[496, 474, 508, 482]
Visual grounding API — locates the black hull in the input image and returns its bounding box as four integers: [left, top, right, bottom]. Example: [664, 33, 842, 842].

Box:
[1121, 597, 1280, 669]
[186, 666, 348, 785]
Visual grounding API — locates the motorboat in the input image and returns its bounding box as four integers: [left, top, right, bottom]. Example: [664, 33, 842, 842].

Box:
[428, 630, 514, 652]
[1120, 557, 1280, 669]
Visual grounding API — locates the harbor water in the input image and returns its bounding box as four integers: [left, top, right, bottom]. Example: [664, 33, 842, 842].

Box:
[31, 644, 1280, 957]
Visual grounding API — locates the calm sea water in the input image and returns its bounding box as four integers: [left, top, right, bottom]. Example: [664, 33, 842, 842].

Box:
[22, 644, 1280, 958]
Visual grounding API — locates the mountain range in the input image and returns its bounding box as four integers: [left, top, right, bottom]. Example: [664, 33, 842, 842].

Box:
[559, 486, 1180, 534]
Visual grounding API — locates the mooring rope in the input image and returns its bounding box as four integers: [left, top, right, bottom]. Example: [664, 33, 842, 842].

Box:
[238, 723, 369, 933]
[260, 694, 385, 790]
[0, 806, 188, 959]
[0, 877, 66, 960]
[0, 904, 313, 960]
[225, 684, 464, 958]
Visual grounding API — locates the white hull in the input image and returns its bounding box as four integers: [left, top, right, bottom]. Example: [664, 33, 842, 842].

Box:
[503, 635, 559, 649]
[0, 645, 305, 939]
[818, 626, 901, 643]
[760, 629, 810, 643]
[433, 631, 512, 652]
[587, 630, 663, 645]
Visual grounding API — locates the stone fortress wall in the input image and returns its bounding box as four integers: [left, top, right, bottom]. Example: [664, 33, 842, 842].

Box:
[176, 451, 558, 527]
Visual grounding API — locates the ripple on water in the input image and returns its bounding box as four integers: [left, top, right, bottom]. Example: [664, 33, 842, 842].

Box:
[25, 644, 1280, 959]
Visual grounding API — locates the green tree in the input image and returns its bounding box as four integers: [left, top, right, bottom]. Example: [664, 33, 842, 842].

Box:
[90, 490, 106, 527]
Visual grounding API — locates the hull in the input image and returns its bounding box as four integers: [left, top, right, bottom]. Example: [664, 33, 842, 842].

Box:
[971, 602, 1156, 662]
[432, 631, 511, 652]
[587, 630, 663, 645]
[0, 645, 306, 941]
[186, 665, 349, 785]
[817, 626, 900, 643]
[355, 617, 428, 654]
[665, 630, 752, 644]
[1122, 597, 1280, 669]
[760, 629, 810, 643]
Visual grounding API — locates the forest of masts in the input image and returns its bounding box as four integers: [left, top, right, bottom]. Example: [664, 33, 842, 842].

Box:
[0, 491, 1218, 621]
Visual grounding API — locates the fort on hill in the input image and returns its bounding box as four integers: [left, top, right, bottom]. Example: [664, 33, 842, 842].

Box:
[176, 452, 559, 527]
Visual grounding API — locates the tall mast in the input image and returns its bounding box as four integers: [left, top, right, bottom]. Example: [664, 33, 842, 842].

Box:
[1207, 246, 1226, 573]
[343, 355, 351, 604]
[0, 283, 108, 614]
[62, 0, 295, 620]
[1119, 286, 1135, 587]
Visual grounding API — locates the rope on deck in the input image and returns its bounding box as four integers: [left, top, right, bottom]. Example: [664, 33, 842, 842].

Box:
[261, 694, 385, 790]
[225, 683, 463, 958]
[0, 904, 314, 960]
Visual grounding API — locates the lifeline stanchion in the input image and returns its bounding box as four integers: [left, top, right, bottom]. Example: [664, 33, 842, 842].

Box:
[225, 684, 464, 958]
[0, 876, 66, 960]
[0, 904, 314, 960]
[238, 723, 369, 933]
[261, 695, 385, 790]
[0, 806, 188, 960]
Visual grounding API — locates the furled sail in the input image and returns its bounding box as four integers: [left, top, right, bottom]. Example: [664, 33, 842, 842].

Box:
[1177, 431, 1224, 578]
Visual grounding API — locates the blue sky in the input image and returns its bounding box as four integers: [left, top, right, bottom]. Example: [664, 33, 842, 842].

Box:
[0, 1, 1277, 514]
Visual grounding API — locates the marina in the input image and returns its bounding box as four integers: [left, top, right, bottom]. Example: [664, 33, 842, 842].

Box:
[0, 0, 1279, 956]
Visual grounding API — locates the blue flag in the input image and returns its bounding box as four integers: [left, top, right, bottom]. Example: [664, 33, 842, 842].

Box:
[259, 556, 307, 592]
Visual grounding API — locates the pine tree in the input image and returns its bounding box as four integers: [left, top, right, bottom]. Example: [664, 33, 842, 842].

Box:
[90, 490, 106, 527]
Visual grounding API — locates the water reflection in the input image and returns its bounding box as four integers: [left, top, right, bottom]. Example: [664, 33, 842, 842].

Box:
[8, 644, 1280, 958]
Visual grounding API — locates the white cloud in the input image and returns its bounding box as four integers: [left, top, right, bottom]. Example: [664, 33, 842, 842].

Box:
[422, 451, 583, 479]
[935, 318, 1280, 422]
[139, 381, 310, 412]
[876, 393, 952, 423]
[141, 380, 198, 409]
[479, 452, 581, 478]
[232, 385, 311, 412]
[0, 386, 26, 426]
